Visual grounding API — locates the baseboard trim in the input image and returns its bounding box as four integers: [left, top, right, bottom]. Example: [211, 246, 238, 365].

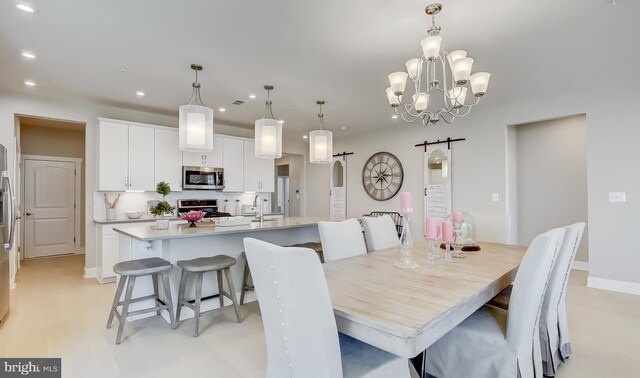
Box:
[571, 261, 589, 271]
[587, 276, 640, 296]
[83, 267, 96, 279]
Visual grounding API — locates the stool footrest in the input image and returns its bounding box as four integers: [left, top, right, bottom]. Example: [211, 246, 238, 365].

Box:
[115, 294, 158, 307]
[126, 305, 169, 318]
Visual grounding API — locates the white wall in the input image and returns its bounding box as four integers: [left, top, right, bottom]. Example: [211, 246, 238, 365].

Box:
[304, 85, 639, 287]
[0, 89, 256, 280]
[515, 114, 588, 262]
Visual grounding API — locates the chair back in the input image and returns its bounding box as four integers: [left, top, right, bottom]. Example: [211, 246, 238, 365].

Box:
[364, 211, 403, 236]
[243, 238, 343, 378]
[506, 228, 565, 374]
[362, 215, 401, 252]
[318, 218, 367, 262]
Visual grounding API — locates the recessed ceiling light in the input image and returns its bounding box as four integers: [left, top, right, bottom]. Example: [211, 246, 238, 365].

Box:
[16, 3, 37, 13]
[24, 80, 36, 86]
[21, 51, 36, 59]
[340, 126, 347, 130]
[391, 115, 399, 119]
[136, 91, 145, 97]
[219, 107, 226, 112]
[302, 135, 308, 139]
[248, 94, 256, 99]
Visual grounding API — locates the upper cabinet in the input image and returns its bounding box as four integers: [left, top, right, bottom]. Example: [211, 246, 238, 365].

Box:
[222, 137, 244, 192]
[243, 140, 275, 192]
[154, 128, 183, 191]
[98, 121, 155, 191]
[182, 136, 223, 168]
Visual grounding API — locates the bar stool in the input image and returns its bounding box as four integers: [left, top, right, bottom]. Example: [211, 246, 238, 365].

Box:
[107, 257, 176, 345]
[240, 242, 324, 305]
[176, 255, 242, 337]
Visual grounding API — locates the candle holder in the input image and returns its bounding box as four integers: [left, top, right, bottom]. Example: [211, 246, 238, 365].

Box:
[394, 214, 420, 269]
[443, 243, 453, 261]
[451, 220, 466, 258]
[427, 238, 439, 262]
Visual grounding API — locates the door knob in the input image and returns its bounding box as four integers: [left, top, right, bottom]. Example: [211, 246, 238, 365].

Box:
[26, 212, 33, 216]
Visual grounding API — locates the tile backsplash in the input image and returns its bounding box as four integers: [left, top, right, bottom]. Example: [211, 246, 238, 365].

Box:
[94, 191, 272, 220]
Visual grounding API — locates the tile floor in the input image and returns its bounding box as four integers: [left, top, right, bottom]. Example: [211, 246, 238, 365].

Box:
[0, 255, 638, 377]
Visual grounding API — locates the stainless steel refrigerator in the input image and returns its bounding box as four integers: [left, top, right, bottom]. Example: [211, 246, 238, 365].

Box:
[0, 144, 16, 325]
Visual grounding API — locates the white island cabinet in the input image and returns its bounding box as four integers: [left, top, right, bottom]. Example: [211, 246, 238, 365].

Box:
[113, 217, 326, 321]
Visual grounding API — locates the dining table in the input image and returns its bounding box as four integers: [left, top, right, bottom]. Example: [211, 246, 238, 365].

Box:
[323, 240, 526, 358]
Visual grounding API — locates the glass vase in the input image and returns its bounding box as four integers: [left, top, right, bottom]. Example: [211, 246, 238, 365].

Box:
[394, 215, 419, 269]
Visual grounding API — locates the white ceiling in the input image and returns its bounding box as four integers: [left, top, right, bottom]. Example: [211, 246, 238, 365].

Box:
[0, 0, 635, 137]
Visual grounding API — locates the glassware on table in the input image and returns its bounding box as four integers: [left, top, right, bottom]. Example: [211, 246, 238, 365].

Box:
[394, 215, 420, 269]
[451, 220, 466, 258]
[441, 220, 454, 261]
[425, 216, 440, 262]
[427, 238, 439, 262]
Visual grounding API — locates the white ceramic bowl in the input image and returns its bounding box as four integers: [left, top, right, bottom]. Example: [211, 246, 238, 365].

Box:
[125, 211, 144, 219]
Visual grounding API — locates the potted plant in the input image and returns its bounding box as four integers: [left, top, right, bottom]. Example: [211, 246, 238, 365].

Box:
[150, 181, 175, 230]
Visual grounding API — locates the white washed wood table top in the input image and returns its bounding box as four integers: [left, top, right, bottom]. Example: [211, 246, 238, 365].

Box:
[323, 241, 526, 358]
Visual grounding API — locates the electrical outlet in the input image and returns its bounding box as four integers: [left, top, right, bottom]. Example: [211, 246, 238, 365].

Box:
[608, 192, 626, 203]
[492, 193, 500, 202]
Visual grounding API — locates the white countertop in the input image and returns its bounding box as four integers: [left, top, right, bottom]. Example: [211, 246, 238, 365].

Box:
[93, 217, 178, 225]
[113, 216, 329, 241]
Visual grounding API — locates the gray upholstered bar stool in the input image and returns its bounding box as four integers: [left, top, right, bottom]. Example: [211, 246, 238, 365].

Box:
[176, 255, 242, 337]
[107, 257, 176, 345]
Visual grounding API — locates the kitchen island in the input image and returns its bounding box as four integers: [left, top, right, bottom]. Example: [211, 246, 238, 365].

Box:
[113, 217, 327, 322]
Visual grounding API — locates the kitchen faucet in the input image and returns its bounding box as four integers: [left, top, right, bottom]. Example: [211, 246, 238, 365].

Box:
[253, 194, 264, 224]
[253, 194, 260, 207]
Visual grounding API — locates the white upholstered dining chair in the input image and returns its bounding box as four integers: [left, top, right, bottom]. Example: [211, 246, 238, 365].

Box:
[490, 222, 585, 376]
[424, 228, 566, 378]
[243, 237, 410, 378]
[318, 218, 367, 262]
[361, 215, 401, 252]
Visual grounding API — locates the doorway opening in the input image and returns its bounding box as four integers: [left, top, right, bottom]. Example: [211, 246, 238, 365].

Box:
[507, 114, 588, 265]
[17, 116, 86, 260]
[272, 154, 303, 217]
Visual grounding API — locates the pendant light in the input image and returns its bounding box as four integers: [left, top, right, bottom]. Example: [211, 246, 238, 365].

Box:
[309, 100, 333, 164]
[254, 85, 283, 159]
[179, 64, 214, 152]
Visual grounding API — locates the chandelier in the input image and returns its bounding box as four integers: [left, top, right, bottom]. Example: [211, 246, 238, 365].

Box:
[386, 3, 491, 125]
[255, 85, 283, 159]
[309, 100, 333, 164]
[179, 64, 214, 151]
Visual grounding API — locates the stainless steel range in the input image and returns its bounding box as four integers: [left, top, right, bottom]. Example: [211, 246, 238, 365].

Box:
[176, 199, 231, 218]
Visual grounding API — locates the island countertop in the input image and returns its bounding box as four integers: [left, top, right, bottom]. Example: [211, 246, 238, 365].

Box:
[113, 216, 331, 241]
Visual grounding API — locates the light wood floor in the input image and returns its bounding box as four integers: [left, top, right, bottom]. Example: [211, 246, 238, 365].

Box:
[0, 255, 639, 378]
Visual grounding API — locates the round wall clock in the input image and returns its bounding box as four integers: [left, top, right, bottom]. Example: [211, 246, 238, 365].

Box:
[362, 152, 404, 201]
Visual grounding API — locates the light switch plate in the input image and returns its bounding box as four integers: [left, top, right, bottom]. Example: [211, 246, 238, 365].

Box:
[608, 192, 626, 202]
[492, 193, 500, 202]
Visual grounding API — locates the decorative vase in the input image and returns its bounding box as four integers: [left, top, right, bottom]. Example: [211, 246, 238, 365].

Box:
[106, 208, 117, 220]
[156, 219, 170, 230]
[394, 215, 419, 269]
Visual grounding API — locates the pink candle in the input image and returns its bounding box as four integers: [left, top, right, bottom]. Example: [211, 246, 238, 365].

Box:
[425, 217, 438, 240]
[452, 211, 464, 223]
[442, 220, 454, 243]
[400, 192, 413, 214]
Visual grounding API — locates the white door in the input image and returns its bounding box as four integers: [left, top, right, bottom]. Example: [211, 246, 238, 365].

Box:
[98, 121, 128, 191]
[222, 138, 244, 192]
[330, 157, 347, 220]
[24, 160, 76, 258]
[128, 125, 155, 191]
[154, 128, 182, 191]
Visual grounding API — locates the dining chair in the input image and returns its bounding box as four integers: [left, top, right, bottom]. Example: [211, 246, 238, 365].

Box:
[361, 215, 401, 252]
[318, 218, 367, 262]
[488, 223, 585, 376]
[363, 211, 403, 237]
[243, 237, 410, 378]
[424, 228, 566, 378]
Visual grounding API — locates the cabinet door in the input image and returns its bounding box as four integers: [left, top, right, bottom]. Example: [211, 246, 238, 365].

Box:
[206, 136, 224, 167]
[222, 137, 244, 192]
[244, 140, 275, 192]
[154, 128, 182, 191]
[98, 121, 129, 191]
[128, 125, 156, 191]
[182, 151, 206, 167]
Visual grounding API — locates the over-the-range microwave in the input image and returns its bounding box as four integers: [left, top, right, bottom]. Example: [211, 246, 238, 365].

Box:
[182, 166, 224, 190]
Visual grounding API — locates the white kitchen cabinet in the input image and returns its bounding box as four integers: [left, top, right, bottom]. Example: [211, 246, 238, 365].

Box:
[98, 121, 129, 191]
[128, 125, 155, 191]
[222, 137, 245, 192]
[182, 136, 223, 168]
[154, 128, 182, 191]
[98, 121, 155, 191]
[243, 140, 275, 192]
